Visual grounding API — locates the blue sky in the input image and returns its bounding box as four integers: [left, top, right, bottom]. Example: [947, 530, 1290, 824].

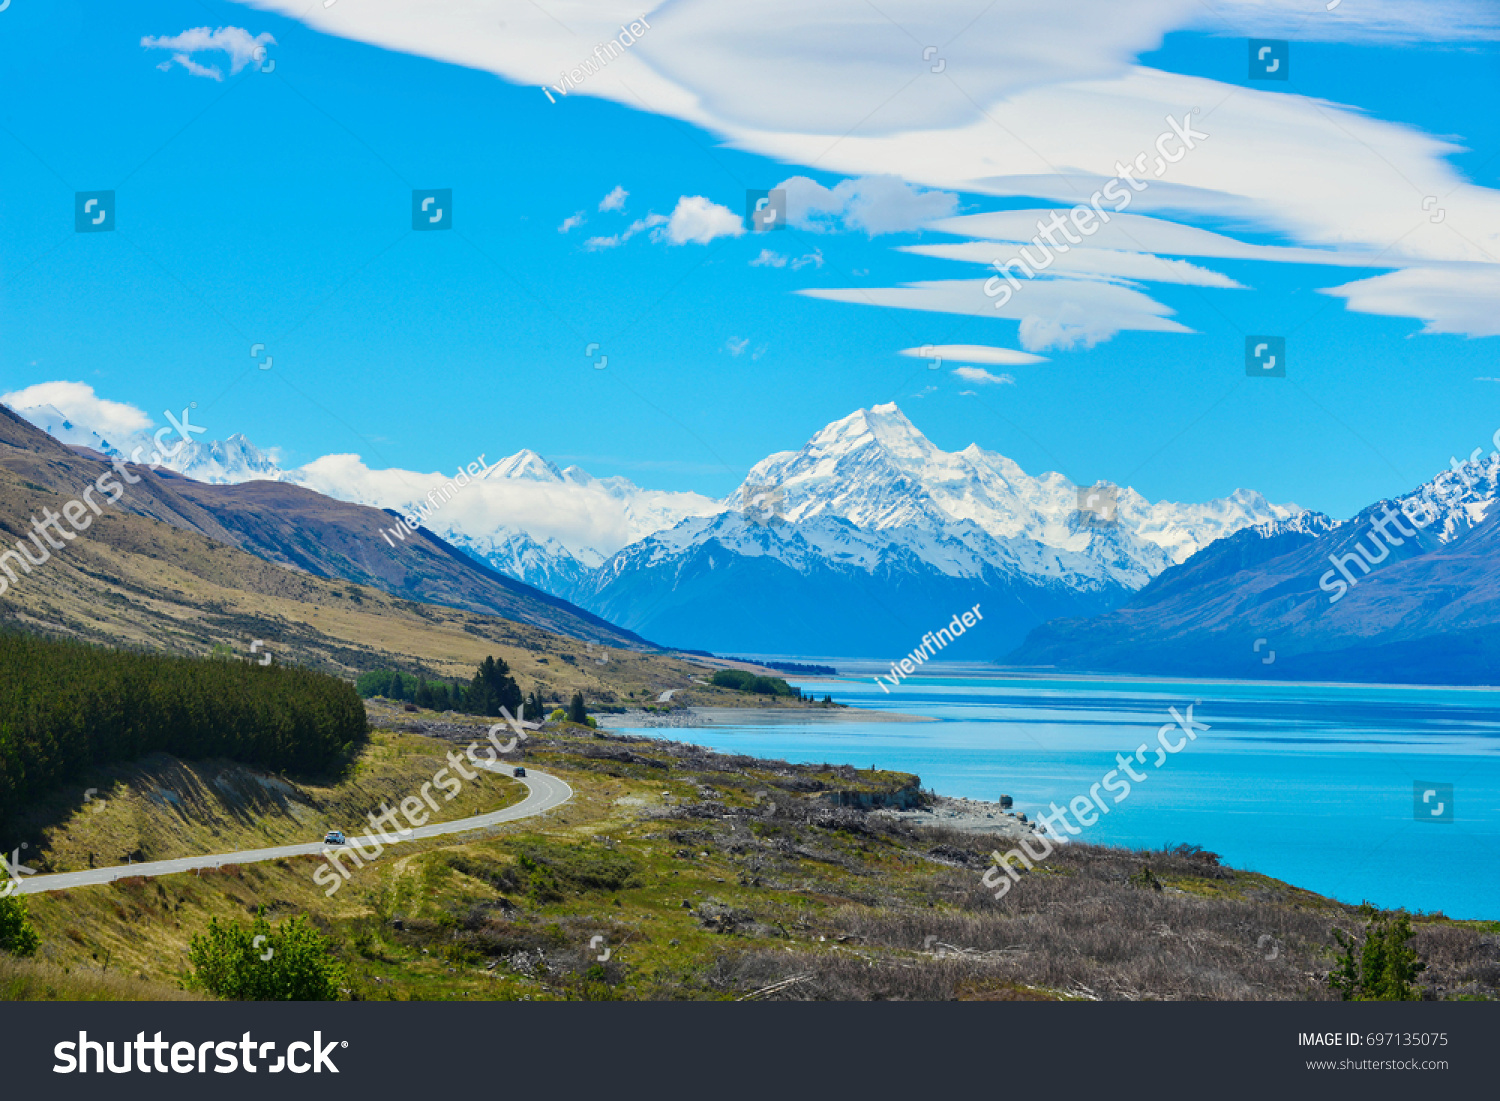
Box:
[2, 0, 1498, 520]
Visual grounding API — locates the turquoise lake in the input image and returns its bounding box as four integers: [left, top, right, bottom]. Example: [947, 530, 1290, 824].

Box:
[619, 674, 1500, 920]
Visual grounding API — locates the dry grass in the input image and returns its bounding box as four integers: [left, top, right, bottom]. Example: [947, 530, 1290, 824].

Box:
[629, 790, 1500, 1002]
[11, 715, 1498, 1003]
[0, 953, 204, 1001]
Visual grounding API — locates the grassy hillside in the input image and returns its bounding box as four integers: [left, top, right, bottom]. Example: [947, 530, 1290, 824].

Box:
[6, 724, 524, 875]
[9, 701, 1497, 1002]
[0, 412, 835, 715]
[0, 403, 645, 647]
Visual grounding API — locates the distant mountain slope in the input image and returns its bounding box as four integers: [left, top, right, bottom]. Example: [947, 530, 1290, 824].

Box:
[10, 400, 289, 485]
[570, 405, 1299, 656]
[1008, 461, 1500, 684]
[158, 475, 651, 647]
[572, 510, 1127, 656]
[9, 397, 1299, 658]
[0, 405, 649, 650]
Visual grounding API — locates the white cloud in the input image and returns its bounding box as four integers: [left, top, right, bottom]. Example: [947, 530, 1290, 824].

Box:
[920, 210, 1394, 268]
[231, 0, 1497, 138]
[1, 381, 153, 440]
[953, 366, 1014, 385]
[901, 344, 1047, 366]
[558, 211, 586, 233]
[724, 336, 750, 356]
[165, 53, 224, 80]
[1192, 0, 1500, 42]
[751, 247, 824, 269]
[803, 277, 1190, 350]
[293, 452, 719, 559]
[142, 26, 274, 78]
[231, 0, 1500, 338]
[598, 185, 628, 212]
[583, 212, 667, 250]
[777, 174, 958, 235]
[659, 195, 744, 245]
[1320, 265, 1500, 338]
[905, 239, 1245, 288]
[1018, 315, 1107, 352]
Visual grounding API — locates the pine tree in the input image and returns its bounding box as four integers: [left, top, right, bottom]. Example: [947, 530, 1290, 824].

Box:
[0, 633, 367, 825]
[465, 655, 522, 717]
[466, 669, 493, 716]
[1329, 904, 1427, 1000]
[523, 688, 545, 723]
[415, 679, 434, 709]
[568, 692, 588, 724]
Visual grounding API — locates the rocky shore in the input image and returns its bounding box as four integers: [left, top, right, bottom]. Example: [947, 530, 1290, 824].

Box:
[873, 794, 1038, 841]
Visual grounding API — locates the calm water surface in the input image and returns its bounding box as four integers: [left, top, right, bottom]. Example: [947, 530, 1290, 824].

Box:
[617, 674, 1500, 919]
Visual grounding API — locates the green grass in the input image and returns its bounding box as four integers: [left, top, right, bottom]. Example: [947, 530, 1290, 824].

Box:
[9, 706, 1498, 1002]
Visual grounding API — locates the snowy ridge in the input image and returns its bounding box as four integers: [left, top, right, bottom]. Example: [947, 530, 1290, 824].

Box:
[716, 403, 1298, 591]
[11, 402, 288, 485]
[1394, 452, 1500, 541]
[13, 395, 1301, 604]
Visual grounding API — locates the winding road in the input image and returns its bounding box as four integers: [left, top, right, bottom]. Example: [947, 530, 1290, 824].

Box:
[12, 763, 573, 896]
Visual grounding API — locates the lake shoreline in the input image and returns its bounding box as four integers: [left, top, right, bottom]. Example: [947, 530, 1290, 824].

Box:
[783, 666, 1500, 694]
[605, 673, 1500, 920]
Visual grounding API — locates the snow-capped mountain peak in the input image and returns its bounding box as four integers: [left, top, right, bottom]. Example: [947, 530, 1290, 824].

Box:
[10, 389, 1303, 652]
[727, 403, 1298, 576]
[7, 400, 287, 485]
[12, 403, 125, 458]
[486, 449, 564, 483]
[172, 433, 287, 484]
[1386, 450, 1500, 542]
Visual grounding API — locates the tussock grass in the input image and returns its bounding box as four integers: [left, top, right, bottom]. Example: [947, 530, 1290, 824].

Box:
[0, 952, 204, 1001]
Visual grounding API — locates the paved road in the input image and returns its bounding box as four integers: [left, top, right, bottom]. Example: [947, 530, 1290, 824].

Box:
[656, 689, 679, 703]
[12, 763, 573, 895]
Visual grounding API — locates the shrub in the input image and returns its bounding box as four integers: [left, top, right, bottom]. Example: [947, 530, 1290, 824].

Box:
[0, 894, 40, 957]
[710, 669, 795, 696]
[185, 912, 346, 1001]
[513, 841, 643, 894]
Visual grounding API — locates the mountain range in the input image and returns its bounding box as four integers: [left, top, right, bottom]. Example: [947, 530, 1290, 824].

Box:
[0, 404, 648, 652]
[1009, 456, 1500, 684]
[565, 405, 1298, 655]
[7, 396, 1299, 658]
